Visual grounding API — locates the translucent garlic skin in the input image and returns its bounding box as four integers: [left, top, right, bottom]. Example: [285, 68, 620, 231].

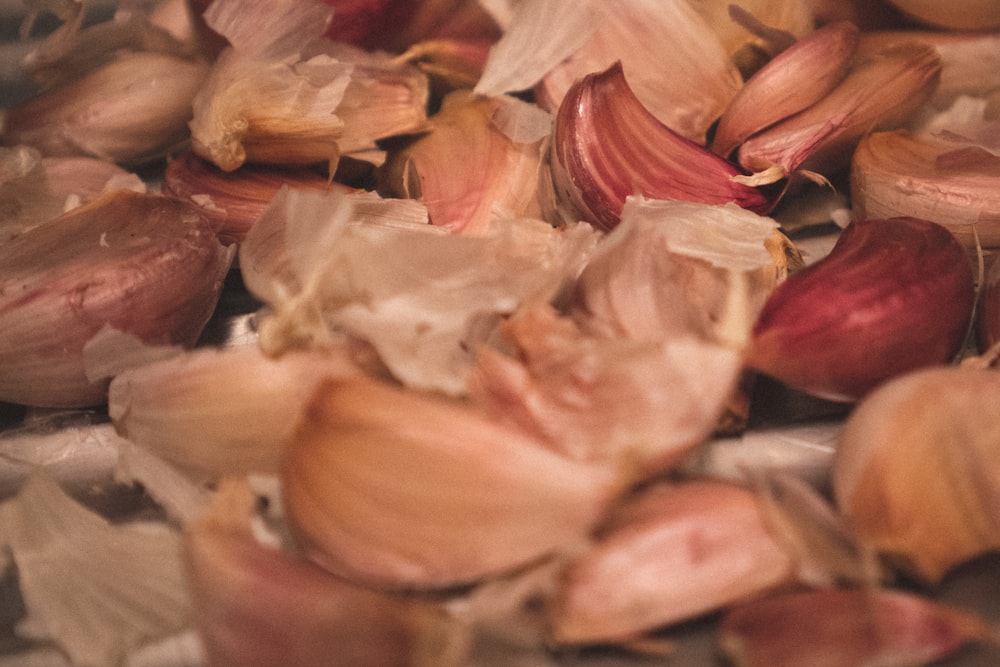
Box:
[747, 217, 975, 402]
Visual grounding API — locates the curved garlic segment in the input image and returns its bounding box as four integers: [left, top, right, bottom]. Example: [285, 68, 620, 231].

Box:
[281, 374, 622, 590]
[2, 51, 209, 165]
[548, 479, 794, 645]
[377, 91, 550, 235]
[736, 43, 941, 183]
[748, 217, 975, 402]
[851, 128, 1000, 250]
[534, 0, 742, 143]
[0, 191, 232, 408]
[833, 366, 1000, 583]
[108, 345, 362, 476]
[712, 21, 860, 158]
[551, 63, 773, 232]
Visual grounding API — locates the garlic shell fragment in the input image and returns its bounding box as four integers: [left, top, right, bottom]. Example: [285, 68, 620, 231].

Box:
[0, 191, 232, 408]
[281, 374, 621, 590]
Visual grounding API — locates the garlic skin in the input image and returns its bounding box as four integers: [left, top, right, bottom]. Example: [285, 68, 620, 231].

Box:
[719, 587, 994, 667]
[551, 62, 773, 231]
[748, 217, 974, 402]
[833, 366, 1000, 583]
[2, 51, 209, 165]
[884, 0, 1000, 30]
[736, 43, 942, 184]
[281, 374, 621, 590]
[108, 345, 362, 476]
[0, 191, 232, 408]
[548, 480, 794, 645]
[977, 257, 1000, 351]
[712, 21, 860, 159]
[851, 128, 1000, 251]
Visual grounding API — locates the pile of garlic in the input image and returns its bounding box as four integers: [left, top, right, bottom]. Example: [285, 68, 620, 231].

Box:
[2, 0, 1000, 665]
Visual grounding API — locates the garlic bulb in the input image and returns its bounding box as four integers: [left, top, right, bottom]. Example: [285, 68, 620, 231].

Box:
[0, 191, 232, 408]
[832, 366, 1000, 583]
[281, 374, 622, 590]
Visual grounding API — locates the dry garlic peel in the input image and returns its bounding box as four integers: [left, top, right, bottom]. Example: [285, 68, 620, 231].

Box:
[549, 480, 794, 645]
[281, 375, 621, 590]
[748, 217, 974, 402]
[0, 191, 232, 408]
[833, 366, 1000, 583]
[551, 62, 772, 232]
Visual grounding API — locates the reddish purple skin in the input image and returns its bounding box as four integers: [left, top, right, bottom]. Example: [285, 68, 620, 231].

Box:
[748, 217, 975, 401]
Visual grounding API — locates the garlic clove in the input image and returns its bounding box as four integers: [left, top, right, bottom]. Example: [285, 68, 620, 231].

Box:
[736, 43, 942, 184]
[712, 21, 860, 159]
[884, 0, 1000, 30]
[185, 478, 433, 667]
[377, 90, 551, 234]
[550, 62, 774, 232]
[534, 0, 742, 144]
[718, 587, 995, 667]
[977, 256, 1000, 351]
[747, 217, 975, 402]
[281, 374, 622, 590]
[161, 150, 349, 244]
[108, 345, 364, 476]
[2, 51, 209, 165]
[833, 366, 1000, 583]
[548, 479, 795, 645]
[690, 0, 814, 67]
[0, 191, 232, 408]
[851, 128, 1000, 252]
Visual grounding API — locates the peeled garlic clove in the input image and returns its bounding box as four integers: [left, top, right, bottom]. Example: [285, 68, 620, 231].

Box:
[736, 43, 942, 183]
[747, 217, 974, 402]
[551, 62, 774, 231]
[548, 479, 795, 645]
[0, 191, 232, 408]
[712, 21, 860, 158]
[161, 150, 348, 244]
[281, 374, 621, 590]
[108, 345, 362, 476]
[719, 587, 994, 667]
[2, 51, 209, 165]
[833, 366, 1000, 583]
[851, 129, 1000, 251]
[186, 479, 430, 667]
[378, 90, 550, 234]
[534, 0, 742, 143]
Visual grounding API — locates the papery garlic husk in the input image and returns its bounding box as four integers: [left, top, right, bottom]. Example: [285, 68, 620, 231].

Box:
[548, 479, 795, 645]
[161, 149, 349, 244]
[851, 128, 1000, 251]
[736, 43, 942, 185]
[241, 187, 598, 396]
[884, 0, 1000, 30]
[977, 256, 1000, 351]
[532, 0, 742, 144]
[2, 50, 209, 165]
[395, 37, 492, 94]
[0, 144, 145, 242]
[718, 587, 995, 667]
[281, 374, 622, 590]
[833, 366, 1000, 583]
[378, 90, 551, 234]
[747, 217, 974, 402]
[858, 31, 1000, 110]
[185, 478, 435, 667]
[189, 0, 429, 172]
[108, 344, 364, 476]
[551, 62, 774, 231]
[0, 473, 190, 667]
[0, 190, 232, 408]
[469, 303, 745, 475]
[712, 21, 860, 159]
